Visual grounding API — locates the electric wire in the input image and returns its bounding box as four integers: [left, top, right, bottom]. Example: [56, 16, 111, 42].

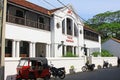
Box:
[57, 0, 87, 23]
[37, 0, 87, 26]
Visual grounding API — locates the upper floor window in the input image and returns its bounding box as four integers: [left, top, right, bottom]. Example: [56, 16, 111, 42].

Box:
[84, 29, 99, 42]
[62, 19, 65, 34]
[16, 10, 24, 18]
[62, 18, 78, 37]
[6, 4, 51, 31]
[67, 18, 72, 35]
[39, 16, 44, 29]
[74, 23, 78, 37]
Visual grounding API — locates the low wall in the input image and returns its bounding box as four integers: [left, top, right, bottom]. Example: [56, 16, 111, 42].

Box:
[5, 57, 117, 80]
[92, 57, 117, 69]
[47, 57, 85, 74]
[5, 57, 85, 80]
[5, 58, 20, 80]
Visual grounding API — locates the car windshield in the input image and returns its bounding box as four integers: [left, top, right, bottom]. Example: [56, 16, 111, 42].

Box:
[18, 60, 28, 67]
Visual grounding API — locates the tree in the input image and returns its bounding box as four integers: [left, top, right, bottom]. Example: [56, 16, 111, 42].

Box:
[86, 10, 120, 42]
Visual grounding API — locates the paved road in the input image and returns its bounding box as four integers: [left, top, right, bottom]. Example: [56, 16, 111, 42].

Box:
[55, 67, 120, 80]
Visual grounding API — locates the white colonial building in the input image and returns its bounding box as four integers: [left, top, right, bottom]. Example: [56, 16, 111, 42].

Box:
[5, 0, 101, 58]
[5, 0, 104, 79]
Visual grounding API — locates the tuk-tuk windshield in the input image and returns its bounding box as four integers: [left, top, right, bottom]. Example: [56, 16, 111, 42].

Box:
[18, 60, 28, 67]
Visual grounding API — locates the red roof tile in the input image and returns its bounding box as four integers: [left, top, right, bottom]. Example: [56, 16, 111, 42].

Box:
[84, 25, 99, 34]
[111, 38, 120, 43]
[8, 0, 50, 15]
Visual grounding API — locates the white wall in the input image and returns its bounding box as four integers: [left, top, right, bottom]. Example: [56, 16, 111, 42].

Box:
[5, 57, 85, 80]
[48, 57, 85, 73]
[85, 39, 101, 48]
[92, 57, 117, 69]
[5, 57, 117, 80]
[5, 58, 20, 80]
[5, 23, 51, 44]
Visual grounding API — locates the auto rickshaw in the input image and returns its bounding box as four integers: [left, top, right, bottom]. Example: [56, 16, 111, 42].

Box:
[16, 57, 50, 80]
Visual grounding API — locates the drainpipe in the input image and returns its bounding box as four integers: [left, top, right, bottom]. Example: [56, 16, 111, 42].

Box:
[0, 0, 7, 80]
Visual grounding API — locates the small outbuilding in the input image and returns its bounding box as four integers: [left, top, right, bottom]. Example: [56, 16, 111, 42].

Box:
[102, 38, 120, 57]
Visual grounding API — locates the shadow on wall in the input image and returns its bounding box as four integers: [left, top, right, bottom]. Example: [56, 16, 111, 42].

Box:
[6, 75, 16, 80]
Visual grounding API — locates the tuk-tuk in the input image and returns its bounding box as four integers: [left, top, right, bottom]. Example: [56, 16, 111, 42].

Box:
[16, 57, 50, 80]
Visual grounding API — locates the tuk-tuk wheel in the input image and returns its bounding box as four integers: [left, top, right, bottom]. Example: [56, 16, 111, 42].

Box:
[44, 76, 50, 80]
[16, 78, 22, 80]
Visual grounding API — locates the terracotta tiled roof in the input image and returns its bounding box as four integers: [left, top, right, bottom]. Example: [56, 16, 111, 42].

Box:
[8, 0, 50, 15]
[49, 7, 63, 13]
[111, 38, 120, 43]
[84, 25, 99, 34]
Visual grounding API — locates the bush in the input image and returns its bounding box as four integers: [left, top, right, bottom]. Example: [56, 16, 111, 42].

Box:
[92, 49, 113, 57]
[101, 50, 113, 57]
[92, 52, 100, 57]
[63, 52, 78, 57]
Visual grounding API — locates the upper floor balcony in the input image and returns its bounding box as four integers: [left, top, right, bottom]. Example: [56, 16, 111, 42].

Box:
[6, 14, 50, 31]
[6, 3, 51, 31]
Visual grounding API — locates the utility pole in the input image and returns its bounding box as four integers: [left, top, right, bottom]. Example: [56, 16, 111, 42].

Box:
[0, 0, 7, 80]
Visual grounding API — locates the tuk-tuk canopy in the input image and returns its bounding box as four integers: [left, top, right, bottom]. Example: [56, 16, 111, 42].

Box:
[20, 57, 48, 66]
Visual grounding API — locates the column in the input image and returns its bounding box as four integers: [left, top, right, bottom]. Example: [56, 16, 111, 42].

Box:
[46, 44, 51, 57]
[64, 46, 66, 56]
[12, 40, 16, 57]
[29, 42, 33, 57]
[46, 44, 49, 57]
[32, 42, 36, 57]
[16, 41, 20, 57]
[72, 46, 74, 55]
[72, 21, 74, 37]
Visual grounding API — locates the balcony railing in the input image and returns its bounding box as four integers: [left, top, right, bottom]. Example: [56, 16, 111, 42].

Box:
[6, 14, 50, 31]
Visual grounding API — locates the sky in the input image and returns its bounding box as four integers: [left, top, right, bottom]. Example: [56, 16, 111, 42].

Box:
[27, 0, 120, 20]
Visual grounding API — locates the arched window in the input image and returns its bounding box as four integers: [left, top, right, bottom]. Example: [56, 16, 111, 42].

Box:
[74, 23, 78, 37]
[62, 18, 78, 36]
[66, 18, 72, 35]
[62, 19, 65, 34]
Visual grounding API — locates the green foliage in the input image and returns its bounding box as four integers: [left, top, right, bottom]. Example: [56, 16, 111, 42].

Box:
[101, 50, 113, 57]
[86, 10, 120, 42]
[70, 65, 75, 69]
[63, 52, 78, 57]
[92, 52, 100, 57]
[92, 50, 113, 57]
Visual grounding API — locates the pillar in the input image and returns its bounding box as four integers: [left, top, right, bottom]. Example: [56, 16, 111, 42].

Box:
[72, 46, 74, 55]
[16, 40, 20, 57]
[32, 42, 36, 57]
[12, 40, 16, 57]
[29, 42, 33, 57]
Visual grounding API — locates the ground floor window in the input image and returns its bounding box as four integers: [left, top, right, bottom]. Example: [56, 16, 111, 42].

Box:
[62, 45, 77, 57]
[5, 39, 50, 57]
[5, 40, 12, 57]
[20, 41, 29, 57]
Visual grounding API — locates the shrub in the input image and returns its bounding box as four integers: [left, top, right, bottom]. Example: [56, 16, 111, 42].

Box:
[92, 52, 100, 57]
[101, 50, 113, 57]
[70, 65, 75, 69]
[92, 49, 113, 57]
[63, 52, 78, 57]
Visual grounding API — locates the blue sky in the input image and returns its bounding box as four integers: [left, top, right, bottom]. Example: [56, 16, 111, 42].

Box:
[28, 0, 120, 20]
